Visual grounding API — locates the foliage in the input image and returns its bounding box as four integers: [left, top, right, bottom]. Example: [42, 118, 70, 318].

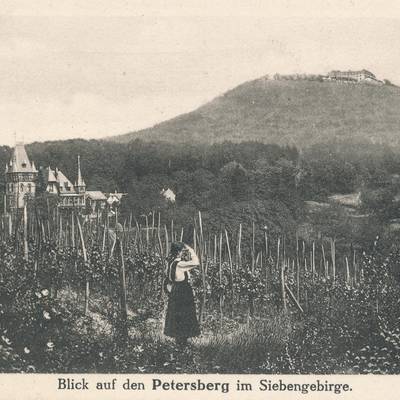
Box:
[1, 228, 400, 374]
[360, 186, 397, 220]
[287, 238, 400, 373]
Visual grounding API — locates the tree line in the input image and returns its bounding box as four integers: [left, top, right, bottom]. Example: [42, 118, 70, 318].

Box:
[1, 138, 400, 240]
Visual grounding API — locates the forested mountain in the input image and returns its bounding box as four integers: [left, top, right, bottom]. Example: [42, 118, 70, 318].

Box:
[110, 79, 400, 147]
[1, 75, 400, 245]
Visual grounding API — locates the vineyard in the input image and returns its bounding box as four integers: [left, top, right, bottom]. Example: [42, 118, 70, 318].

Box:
[1, 204, 400, 374]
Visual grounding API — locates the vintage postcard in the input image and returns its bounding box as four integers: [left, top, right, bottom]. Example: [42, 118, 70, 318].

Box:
[1, 0, 400, 399]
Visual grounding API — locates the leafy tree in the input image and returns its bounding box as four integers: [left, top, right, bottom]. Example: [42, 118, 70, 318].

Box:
[220, 161, 250, 201]
[32, 193, 59, 219]
[360, 187, 397, 220]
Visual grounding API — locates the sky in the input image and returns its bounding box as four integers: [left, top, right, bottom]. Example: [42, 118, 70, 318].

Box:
[1, 0, 400, 145]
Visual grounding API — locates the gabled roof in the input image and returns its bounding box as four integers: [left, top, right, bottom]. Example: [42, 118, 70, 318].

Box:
[42, 166, 57, 183]
[55, 169, 75, 193]
[161, 188, 176, 202]
[8, 143, 37, 173]
[106, 191, 127, 204]
[86, 191, 107, 201]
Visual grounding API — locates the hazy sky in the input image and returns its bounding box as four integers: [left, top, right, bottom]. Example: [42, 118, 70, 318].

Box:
[1, 0, 400, 145]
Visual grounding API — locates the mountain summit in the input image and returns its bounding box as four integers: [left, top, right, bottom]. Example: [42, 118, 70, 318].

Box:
[110, 76, 400, 147]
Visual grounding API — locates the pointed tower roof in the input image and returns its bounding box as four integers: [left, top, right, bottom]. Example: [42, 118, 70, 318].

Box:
[8, 142, 37, 173]
[76, 155, 85, 187]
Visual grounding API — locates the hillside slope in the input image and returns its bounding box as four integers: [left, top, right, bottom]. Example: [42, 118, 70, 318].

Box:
[111, 79, 400, 147]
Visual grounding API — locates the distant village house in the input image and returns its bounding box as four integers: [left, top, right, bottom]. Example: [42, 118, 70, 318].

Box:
[160, 188, 176, 203]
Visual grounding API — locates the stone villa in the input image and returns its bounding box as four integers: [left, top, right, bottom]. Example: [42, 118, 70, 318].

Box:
[4, 142, 125, 214]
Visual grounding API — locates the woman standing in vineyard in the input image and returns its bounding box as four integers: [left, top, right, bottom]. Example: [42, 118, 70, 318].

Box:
[164, 241, 200, 347]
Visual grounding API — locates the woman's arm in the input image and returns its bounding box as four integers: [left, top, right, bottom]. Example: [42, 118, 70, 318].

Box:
[176, 263, 198, 271]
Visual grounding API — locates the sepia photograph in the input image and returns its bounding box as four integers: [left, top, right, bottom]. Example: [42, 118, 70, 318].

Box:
[1, 0, 400, 383]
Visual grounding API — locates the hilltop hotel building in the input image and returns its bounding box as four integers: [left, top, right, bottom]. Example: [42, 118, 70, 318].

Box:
[4, 142, 124, 214]
[327, 70, 379, 83]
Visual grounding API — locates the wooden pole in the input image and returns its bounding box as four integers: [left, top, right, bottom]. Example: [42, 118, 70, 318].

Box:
[71, 210, 75, 249]
[282, 236, 286, 271]
[353, 248, 357, 285]
[213, 234, 217, 263]
[281, 256, 287, 313]
[345, 256, 350, 286]
[14, 210, 21, 256]
[237, 223, 242, 269]
[264, 230, 268, 296]
[106, 208, 110, 260]
[117, 237, 128, 341]
[76, 215, 89, 315]
[330, 238, 336, 282]
[295, 234, 300, 301]
[145, 215, 149, 250]
[195, 214, 206, 323]
[8, 213, 12, 239]
[276, 237, 281, 273]
[135, 218, 142, 252]
[164, 225, 170, 256]
[321, 242, 326, 274]
[219, 232, 223, 328]
[251, 221, 255, 272]
[198, 211, 204, 248]
[321, 243, 328, 278]
[23, 203, 28, 261]
[312, 241, 316, 279]
[285, 283, 304, 313]
[101, 216, 106, 252]
[224, 229, 234, 316]
[59, 213, 63, 247]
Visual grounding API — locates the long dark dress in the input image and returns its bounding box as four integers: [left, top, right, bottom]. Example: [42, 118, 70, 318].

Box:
[164, 260, 200, 339]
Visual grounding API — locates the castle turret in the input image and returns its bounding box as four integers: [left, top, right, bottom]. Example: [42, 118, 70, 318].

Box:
[5, 142, 38, 212]
[75, 155, 86, 194]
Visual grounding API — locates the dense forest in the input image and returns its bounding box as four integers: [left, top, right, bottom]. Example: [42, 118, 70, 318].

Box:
[1, 138, 400, 249]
